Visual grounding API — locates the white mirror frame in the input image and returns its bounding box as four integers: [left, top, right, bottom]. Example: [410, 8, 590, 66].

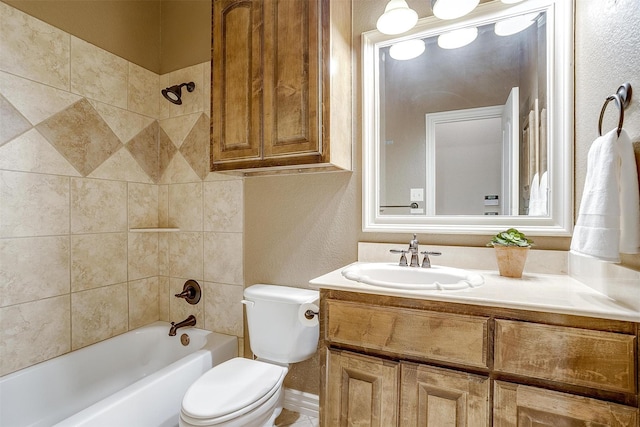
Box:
[362, 0, 573, 236]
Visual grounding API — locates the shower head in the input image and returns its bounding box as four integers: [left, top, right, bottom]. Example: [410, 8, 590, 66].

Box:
[161, 82, 195, 105]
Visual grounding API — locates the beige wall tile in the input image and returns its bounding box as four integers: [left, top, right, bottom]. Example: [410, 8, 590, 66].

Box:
[0, 129, 80, 176]
[159, 113, 201, 149]
[203, 282, 243, 337]
[0, 295, 71, 376]
[126, 122, 161, 182]
[169, 232, 204, 280]
[0, 93, 31, 146]
[159, 152, 201, 184]
[0, 71, 81, 126]
[70, 178, 127, 233]
[128, 232, 159, 280]
[0, 2, 70, 91]
[129, 277, 160, 329]
[159, 185, 169, 227]
[88, 147, 154, 184]
[0, 171, 69, 238]
[204, 179, 243, 233]
[71, 233, 127, 292]
[168, 277, 204, 326]
[179, 113, 210, 180]
[71, 283, 128, 350]
[90, 99, 155, 144]
[36, 99, 123, 177]
[158, 276, 170, 321]
[0, 236, 70, 307]
[128, 182, 159, 228]
[204, 232, 243, 285]
[169, 182, 203, 231]
[70, 37, 128, 108]
[159, 233, 170, 276]
[128, 62, 160, 118]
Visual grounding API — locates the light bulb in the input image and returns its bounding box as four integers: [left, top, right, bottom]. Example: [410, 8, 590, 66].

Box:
[376, 0, 418, 35]
[431, 0, 480, 20]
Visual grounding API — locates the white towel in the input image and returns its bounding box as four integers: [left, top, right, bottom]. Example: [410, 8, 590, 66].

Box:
[571, 129, 640, 262]
[539, 171, 548, 216]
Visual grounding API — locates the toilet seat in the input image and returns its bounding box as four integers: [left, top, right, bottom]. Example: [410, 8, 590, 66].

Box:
[181, 358, 287, 425]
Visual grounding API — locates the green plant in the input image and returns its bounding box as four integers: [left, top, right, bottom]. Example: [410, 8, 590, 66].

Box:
[487, 228, 534, 247]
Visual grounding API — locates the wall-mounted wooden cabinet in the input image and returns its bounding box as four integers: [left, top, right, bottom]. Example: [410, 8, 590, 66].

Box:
[210, 0, 352, 175]
[320, 290, 640, 426]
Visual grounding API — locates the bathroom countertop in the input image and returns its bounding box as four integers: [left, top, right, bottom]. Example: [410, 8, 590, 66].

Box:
[309, 262, 640, 323]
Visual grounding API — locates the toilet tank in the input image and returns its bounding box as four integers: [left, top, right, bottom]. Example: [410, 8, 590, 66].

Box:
[243, 284, 319, 364]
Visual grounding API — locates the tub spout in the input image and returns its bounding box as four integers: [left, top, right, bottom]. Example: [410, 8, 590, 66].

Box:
[169, 315, 196, 336]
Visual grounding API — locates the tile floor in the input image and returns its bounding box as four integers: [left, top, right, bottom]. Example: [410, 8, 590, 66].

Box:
[275, 409, 319, 427]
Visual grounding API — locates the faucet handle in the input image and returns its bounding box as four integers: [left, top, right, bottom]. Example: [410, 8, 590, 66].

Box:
[420, 251, 441, 268]
[174, 280, 201, 305]
[390, 249, 409, 266]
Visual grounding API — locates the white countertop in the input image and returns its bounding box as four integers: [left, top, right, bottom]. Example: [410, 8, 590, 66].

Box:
[310, 262, 640, 323]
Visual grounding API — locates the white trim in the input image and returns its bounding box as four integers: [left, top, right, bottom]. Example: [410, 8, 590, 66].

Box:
[283, 388, 319, 419]
[361, 0, 574, 236]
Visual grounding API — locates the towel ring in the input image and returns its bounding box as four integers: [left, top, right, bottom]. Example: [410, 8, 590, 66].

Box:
[598, 83, 632, 137]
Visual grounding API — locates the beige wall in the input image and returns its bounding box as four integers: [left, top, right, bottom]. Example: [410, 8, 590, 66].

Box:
[0, 3, 243, 376]
[1, 0, 211, 74]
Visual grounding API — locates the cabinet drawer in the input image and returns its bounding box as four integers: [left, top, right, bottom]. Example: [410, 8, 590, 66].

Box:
[326, 299, 488, 368]
[494, 319, 637, 394]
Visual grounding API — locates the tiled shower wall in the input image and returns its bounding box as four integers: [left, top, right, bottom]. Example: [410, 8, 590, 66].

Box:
[0, 2, 244, 376]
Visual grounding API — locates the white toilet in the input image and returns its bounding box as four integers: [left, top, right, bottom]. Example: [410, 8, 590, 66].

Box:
[179, 284, 319, 427]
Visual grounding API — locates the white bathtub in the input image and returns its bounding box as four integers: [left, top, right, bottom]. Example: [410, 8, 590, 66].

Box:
[0, 321, 237, 427]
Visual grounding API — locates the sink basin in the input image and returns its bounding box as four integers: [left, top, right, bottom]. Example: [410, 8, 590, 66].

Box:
[341, 263, 484, 290]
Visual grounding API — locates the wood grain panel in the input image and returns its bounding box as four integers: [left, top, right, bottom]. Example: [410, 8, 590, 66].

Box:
[326, 349, 399, 427]
[211, 0, 262, 162]
[263, 0, 320, 157]
[400, 363, 490, 427]
[326, 299, 488, 368]
[494, 319, 637, 393]
[494, 381, 639, 427]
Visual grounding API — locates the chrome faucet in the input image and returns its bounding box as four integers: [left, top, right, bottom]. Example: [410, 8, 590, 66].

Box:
[408, 233, 420, 267]
[169, 315, 196, 336]
[390, 233, 442, 268]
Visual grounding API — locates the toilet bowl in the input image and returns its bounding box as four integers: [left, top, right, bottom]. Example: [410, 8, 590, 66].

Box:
[179, 285, 319, 427]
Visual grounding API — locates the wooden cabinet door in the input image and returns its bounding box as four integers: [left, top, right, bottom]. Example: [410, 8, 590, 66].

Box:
[494, 381, 639, 427]
[262, 0, 321, 161]
[326, 349, 399, 427]
[400, 363, 490, 427]
[211, 0, 263, 166]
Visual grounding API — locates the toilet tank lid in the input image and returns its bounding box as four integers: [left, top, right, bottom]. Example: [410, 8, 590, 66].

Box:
[244, 284, 318, 304]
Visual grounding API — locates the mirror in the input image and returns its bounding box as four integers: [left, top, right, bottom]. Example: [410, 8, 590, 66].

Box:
[363, 0, 573, 235]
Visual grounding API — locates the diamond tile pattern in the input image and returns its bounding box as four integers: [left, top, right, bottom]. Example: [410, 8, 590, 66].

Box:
[127, 122, 161, 183]
[180, 113, 210, 180]
[0, 94, 31, 146]
[36, 99, 123, 176]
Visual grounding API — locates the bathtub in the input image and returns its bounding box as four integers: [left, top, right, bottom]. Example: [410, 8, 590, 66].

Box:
[0, 321, 237, 427]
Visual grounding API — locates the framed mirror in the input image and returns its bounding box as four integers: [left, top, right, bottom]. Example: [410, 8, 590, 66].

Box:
[362, 0, 573, 235]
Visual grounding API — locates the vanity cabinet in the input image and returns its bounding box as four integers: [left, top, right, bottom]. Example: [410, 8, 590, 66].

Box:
[210, 0, 352, 174]
[320, 290, 640, 426]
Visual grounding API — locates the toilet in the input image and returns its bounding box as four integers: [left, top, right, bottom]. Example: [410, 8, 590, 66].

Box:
[179, 284, 319, 427]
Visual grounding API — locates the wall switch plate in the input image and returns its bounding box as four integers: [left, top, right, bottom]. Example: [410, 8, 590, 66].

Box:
[410, 188, 424, 202]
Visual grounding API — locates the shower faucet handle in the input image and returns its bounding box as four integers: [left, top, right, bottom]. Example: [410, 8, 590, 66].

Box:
[174, 280, 201, 305]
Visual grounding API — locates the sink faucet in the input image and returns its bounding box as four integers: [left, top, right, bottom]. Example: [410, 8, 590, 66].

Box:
[169, 315, 196, 336]
[408, 233, 420, 267]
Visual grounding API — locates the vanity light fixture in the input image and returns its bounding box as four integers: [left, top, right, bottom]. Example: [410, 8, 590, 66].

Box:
[389, 39, 426, 60]
[161, 81, 195, 105]
[494, 12, 539, 36]
[376, 0, 418, 35]
[430, 0, 479, 20]
[437, 27, 478, 49]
